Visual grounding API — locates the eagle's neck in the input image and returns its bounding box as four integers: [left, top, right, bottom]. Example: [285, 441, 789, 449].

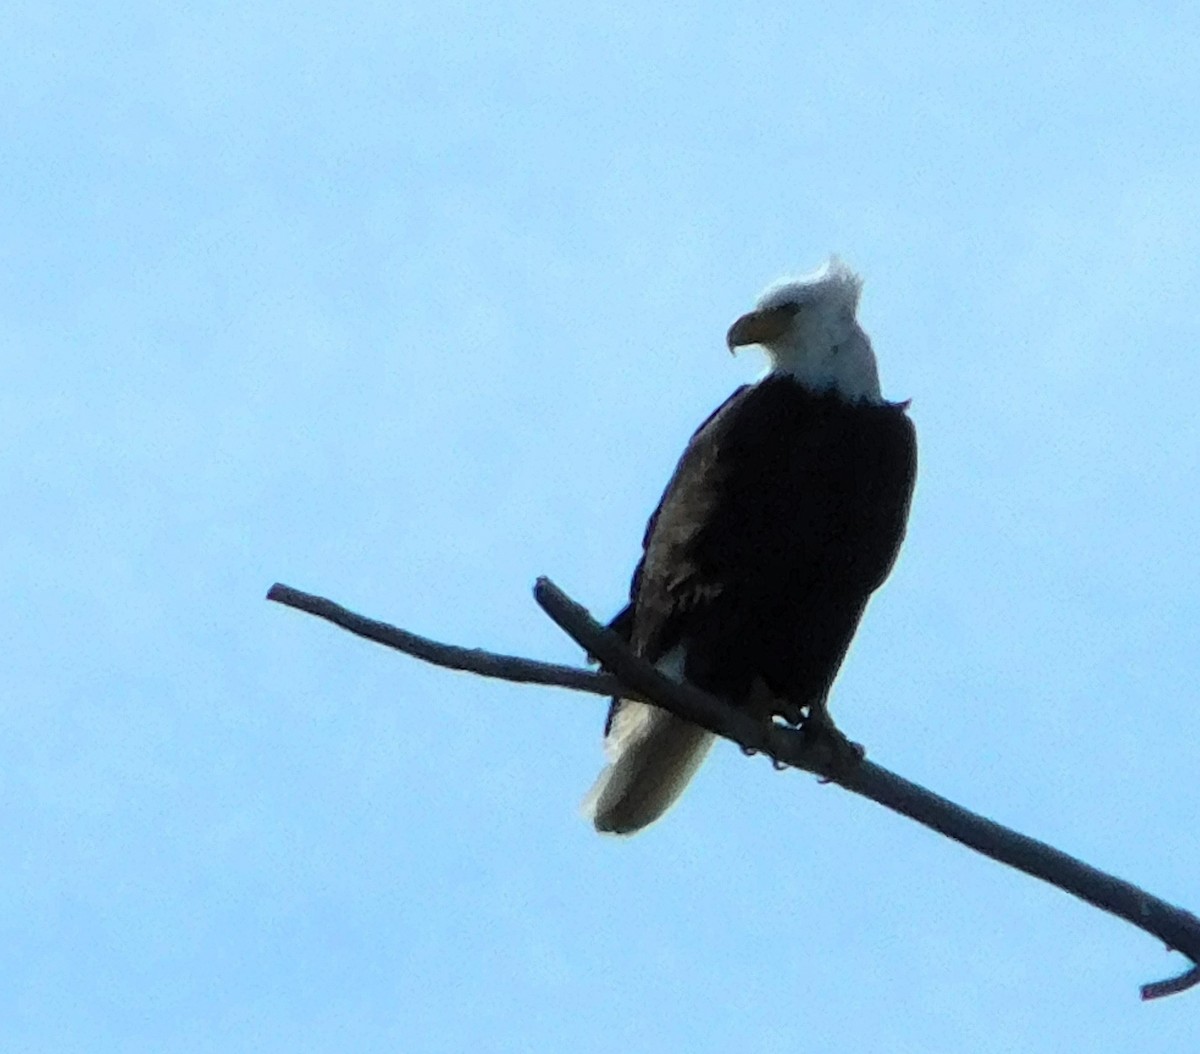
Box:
[766, 322, 883, 405]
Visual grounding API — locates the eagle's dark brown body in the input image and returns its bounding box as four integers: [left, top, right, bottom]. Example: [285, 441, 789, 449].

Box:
[610, 376, 916, 725]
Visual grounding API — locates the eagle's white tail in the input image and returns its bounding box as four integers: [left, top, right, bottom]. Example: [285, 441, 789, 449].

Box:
[582, 699, 715, 835]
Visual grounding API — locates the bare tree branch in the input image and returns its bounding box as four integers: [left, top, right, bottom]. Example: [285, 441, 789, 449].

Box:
[1142, 964, 1200, 1000]
[267, 578, 1200, 1000]
[266, 583, 631, 698]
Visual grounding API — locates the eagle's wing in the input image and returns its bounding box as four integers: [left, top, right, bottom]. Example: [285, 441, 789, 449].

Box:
[601, 384, 750, 733]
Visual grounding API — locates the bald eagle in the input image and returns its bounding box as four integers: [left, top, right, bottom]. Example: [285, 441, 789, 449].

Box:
[584, 259, 917, 834]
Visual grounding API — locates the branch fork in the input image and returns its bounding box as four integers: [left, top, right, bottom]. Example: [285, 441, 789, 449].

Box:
[266, 578, 1200, 1000]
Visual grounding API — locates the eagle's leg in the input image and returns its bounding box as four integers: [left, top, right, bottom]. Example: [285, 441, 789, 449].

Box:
[741, 678, 803, 726]
[742, 677, 805, 726]
[737, 678, 780, 757]
[740, 679, 800, 768]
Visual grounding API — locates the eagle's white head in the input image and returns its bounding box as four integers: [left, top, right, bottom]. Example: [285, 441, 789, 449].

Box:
[726, 257, 882, 404]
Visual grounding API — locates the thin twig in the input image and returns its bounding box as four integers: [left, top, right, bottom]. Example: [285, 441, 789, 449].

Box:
[267, 578, 1200, 1000]
[1142, 963, 1200, 1000]
[266, 583, 631, 698]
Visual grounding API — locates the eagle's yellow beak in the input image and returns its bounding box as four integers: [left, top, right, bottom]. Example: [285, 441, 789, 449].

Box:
[725, 306, 796, 353]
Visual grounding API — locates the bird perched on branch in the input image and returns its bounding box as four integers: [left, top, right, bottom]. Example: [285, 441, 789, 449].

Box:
[584, 258, 917, 834]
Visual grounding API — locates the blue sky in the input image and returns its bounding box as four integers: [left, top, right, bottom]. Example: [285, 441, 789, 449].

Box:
[4, 3, 1200, 1050]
